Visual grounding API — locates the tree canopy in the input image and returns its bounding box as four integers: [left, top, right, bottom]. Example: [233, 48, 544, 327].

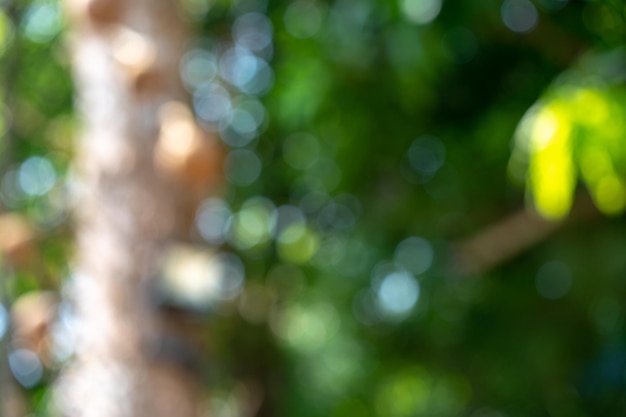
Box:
[2, 0, 626, 415]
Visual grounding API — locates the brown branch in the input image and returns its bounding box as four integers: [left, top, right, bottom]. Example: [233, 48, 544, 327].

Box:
[451, 192, 599, 276]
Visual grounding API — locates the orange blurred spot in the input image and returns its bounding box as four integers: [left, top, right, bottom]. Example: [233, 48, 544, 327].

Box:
[154, 102, 223, 191]
[111, 26, 157, 81]
[65, 0, 123, 27]
[0, 214, 36, 266]
[11, 291, 58, 366]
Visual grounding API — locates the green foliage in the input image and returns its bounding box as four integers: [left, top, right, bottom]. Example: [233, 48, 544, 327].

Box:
[4, 0, 626, 416]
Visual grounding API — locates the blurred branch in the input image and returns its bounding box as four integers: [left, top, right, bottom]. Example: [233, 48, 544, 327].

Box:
[451, 192, 599, 276]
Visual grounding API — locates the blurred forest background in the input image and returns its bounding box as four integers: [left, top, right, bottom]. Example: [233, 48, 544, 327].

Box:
[2, 0, 626, 416]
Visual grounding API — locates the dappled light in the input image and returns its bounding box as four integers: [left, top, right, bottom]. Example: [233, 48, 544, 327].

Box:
[225, 149, 263, 186]
[407, 136, 446, 183]
[400, 0, 442, 25]
[284, 1, 323, 39]
[501, 0, 539, 34]
[376, 270, 420, 317]
[0, 302, 7, 340]
[3, 0, 626, 416]
[18, 156, 56, 197]
[8, 348, 43, 388]
[394, 236, 434, 275]
[158, 244, 246, 310]
[374, 367, 471, 417]
[535, 260, 572, 300]
[21, 1, 61, 43]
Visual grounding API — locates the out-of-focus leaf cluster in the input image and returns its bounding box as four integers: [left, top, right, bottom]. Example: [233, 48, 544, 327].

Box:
[511, 49, 626, 219]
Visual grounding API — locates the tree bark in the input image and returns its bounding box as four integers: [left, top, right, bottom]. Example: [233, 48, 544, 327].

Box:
[56, 1, 208, 415]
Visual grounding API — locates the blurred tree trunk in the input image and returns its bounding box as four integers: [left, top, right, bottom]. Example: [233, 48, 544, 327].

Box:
[56, 1, 210, 415]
